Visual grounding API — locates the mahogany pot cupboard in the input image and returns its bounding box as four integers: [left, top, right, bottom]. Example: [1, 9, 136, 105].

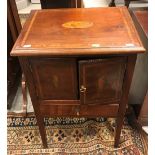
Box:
[11, 7, 145, 148]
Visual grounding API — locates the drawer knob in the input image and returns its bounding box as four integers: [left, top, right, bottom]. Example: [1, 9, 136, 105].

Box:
[77, 111, 80, 116]
[75, 107, 80, 116]
[80, 85, 86, 92]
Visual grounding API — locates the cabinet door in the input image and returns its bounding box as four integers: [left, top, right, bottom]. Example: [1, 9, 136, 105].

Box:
[79, 57, 126, 105]
[29, 58, 78, 100]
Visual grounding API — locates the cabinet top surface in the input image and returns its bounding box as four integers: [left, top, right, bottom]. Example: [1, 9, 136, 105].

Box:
[11, 7, 145, 56]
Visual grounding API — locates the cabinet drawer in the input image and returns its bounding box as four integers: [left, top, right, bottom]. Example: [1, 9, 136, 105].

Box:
[29, 58, 78, 100]
[40, 104, 119, 117]
[79, 57, 127, 105]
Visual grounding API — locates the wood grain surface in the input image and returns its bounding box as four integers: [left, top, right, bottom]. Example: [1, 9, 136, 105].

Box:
[11, 7, 145, 56]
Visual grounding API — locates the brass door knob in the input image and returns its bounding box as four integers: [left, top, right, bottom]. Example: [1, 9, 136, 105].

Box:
[80, 85, 86, 92]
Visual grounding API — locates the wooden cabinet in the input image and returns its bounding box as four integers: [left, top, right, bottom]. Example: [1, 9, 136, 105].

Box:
[29, 57, 126, 117]
[11, 7, 145, 148]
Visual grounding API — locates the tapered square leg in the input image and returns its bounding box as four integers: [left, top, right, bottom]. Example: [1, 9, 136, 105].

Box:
[19, 57, 48, 148]
[114, 116, 124, 147]
[36, 116, 48, 148]
[114, 55, 137, 147]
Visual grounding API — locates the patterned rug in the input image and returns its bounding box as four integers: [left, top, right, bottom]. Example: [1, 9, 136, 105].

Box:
[7, 116, 147, 155]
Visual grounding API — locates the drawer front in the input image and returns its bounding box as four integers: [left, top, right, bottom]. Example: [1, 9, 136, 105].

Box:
[39, 104, 119, 117]
[29, 58, 78, 100]
[79, 57, 127, 105]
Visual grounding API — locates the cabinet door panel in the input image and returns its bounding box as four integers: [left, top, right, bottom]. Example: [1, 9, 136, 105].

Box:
[30, 58, 78, 100]
[79, 57, 126, 105]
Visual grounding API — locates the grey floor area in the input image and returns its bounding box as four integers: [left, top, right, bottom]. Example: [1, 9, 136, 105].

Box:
[7, 85, 34, 113]
[8, 0, 148, 113]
